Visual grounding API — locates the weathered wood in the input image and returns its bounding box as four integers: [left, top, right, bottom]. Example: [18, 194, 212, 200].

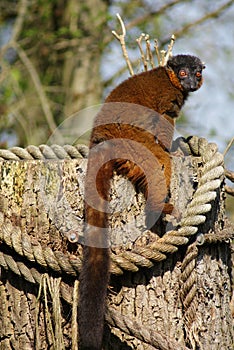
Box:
[0, 153, 233, 349]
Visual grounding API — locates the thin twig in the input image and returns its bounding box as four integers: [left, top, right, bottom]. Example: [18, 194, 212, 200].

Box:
[159, 34, 176, 66]
[225, 169, 234, 183]
[145, 35, 155, 69]
[154, 39, 161, 66]
[126, 0, 186, 30]
[160, 50, 167, 66]
[164, 34, 176, 64]
[225, 185, 234, 196]
[136, 33, 148, 71]
[161, 0, 234, 47]
[112, 13, 134, 76]
[223, 136, 234, 157]
[107, 1, 234, 80]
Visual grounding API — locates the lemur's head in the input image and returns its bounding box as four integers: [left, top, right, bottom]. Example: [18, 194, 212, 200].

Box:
[167, 54, 205, 92]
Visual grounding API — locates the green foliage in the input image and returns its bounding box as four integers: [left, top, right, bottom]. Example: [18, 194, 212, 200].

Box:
[22, 28, 38, 38]
[57, 27, 82, 38]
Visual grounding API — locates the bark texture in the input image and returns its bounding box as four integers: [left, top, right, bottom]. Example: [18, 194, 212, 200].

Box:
[0, 148, 233, 349]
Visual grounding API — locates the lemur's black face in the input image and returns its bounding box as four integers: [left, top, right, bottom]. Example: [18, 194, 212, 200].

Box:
[167, 54, 205, 92]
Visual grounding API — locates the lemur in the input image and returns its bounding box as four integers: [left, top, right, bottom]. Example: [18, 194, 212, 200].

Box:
[78, 54, 205, 350]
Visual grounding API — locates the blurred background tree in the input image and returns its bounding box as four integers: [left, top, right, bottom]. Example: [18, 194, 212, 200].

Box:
[0, 0, 234, 215]
[0, 0, 110, 145]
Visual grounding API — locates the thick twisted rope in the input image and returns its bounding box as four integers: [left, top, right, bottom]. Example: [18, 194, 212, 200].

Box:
[0, 213, 82, 278]
[0, 144, 89, 160]
[106, 308, 191, 350]
[179, 240, 201, 348]
[0, 139, 231, 349]
[172, 136, 231, 348]
[110, 136, 225, 274]
[0, 138, 230, 279]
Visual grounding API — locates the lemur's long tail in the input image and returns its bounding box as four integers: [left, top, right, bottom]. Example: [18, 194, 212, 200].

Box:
[78, 155, 112, 350]
[78, 244, 110, 350]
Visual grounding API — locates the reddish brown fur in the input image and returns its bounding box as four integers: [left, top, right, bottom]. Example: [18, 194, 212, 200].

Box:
[106, 66, 185, 117]
[78, 56, 204, 350]
[166, 69, 184, 91]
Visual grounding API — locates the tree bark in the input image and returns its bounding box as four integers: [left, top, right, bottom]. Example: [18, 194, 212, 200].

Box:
[0, 144, 233, 349]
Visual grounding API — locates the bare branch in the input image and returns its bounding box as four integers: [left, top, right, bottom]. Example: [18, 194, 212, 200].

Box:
[145, 35, 155, 69]
[159, 34, 176, 66]
[225, 185, 234, 196]
[106, 2, 233, 83]
[136, 33, 148, 71]
[164, 34, 176, 63]
[0, 0, 28, 59]
[154, 39, 161, 66]
[160, 50, 167, 66]
[14, 42, 57, 133]
[12, 0, 28, 42]
[161, 0, 234, 47]
[225, 169, 234, 183]
[223, 137, 234, 157]
[112, 14, 134, 76]
[105, 31, 175, 85]
[126, 0, 187, 30]
[136, 32, 175, 70]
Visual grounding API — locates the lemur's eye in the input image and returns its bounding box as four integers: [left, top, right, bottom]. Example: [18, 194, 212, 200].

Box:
[196, 71, 202, 78]
[179, 69, 187, 77]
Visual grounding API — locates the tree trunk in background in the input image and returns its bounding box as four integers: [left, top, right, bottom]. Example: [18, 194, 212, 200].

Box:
[63, 0, 108, 116]
[0, 142, 233, 349]
[1, 0, 109, 146]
